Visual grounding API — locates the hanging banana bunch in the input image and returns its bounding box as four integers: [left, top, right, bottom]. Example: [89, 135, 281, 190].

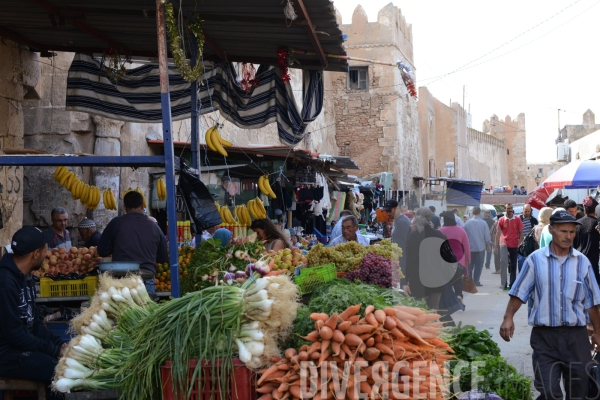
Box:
[134, 187, 147, 208]
[103, 188, 117, 210]
[247, 198, 267, 219]
[156, 177, 166, 201]
[205, 125, 232, 157]
[258, 174, 277, 198]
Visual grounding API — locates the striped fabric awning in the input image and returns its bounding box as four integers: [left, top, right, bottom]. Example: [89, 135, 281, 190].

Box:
[66, 54, 324, 145]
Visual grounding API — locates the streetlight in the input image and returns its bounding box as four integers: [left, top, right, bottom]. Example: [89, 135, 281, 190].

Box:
[534, 174, 541, 186]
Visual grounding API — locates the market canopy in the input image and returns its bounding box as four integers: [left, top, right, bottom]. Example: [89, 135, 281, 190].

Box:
[542, 159, 600, 189]
[0, 0, 347, 71]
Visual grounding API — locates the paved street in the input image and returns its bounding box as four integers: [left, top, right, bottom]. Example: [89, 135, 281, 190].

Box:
[452, 263, 536, 387]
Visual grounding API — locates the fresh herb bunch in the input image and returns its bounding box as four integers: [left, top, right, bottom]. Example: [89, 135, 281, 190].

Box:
[445, 325, 501, 361]
[456, 354, 533, 400]
[285, 279, 427, 348]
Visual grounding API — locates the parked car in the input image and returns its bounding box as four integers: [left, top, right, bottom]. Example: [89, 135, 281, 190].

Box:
[466, 204, 498, 221]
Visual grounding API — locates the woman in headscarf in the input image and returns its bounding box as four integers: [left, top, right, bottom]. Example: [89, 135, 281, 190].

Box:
[574, 196, 600, 286]
[539, 207, 565, 248]
[403, 207, 451, 310]
[439, 210, 470, 305]
[533, 207, 553, 246]
[251, 218, 290, 252]
[212, 228, 233, 247]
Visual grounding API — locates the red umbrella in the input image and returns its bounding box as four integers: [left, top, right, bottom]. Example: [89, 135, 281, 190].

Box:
[526, 186, 553, 210]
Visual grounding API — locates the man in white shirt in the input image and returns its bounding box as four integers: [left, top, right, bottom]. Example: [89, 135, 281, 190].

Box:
[191, 225, 218, 247]
[330, 210, 353, 241]
[329, 216, 370, 246]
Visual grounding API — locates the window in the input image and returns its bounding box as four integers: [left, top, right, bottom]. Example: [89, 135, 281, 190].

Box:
[348, 67, 368, 90]
[507, 149, 510, 155]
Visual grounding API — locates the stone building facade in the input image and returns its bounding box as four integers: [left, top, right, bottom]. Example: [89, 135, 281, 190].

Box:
[483, 114, 528, 189]
[329, 4, 421, 190]
[417, 87, 509, 188]
[0, 39, 40, 246]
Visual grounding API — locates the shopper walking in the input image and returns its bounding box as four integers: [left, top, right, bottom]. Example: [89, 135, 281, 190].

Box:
[517, 204, 538, 273]
[483, 210, 495, 270]
[533, 207, 553, 246]
[491, 213, 504, 274]
[495, 204, 523, 289]
[573, 196, 600, 288]
[540, 208, 565, 248]
[439, 211, 470, 303]
[463, 206, 492, 287]
[500, 210, 600, 400]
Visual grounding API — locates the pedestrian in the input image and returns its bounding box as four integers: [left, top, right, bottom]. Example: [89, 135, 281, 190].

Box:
[539, 207, 565, 248]
[482, 209, 495, 270]
[403, 207, 449, 310]
[495, 204, 523, 289]
[491, 213, 504, 274]
[391, 203, 411, 277]
[429, 206, 441, 229]
[517, 204, 538, 272]
[439, 210, 470, 304]
[453, 208, 464, 227]
[499, 210, 600, 400]
[463, 206, 492, 287]
[520, 186, 527, 195]
[533, 207, 553, 246]
[462, 215, 468, 223]
[573, 196, 600, 287]
[564, 199, 578, 218]
[512, 185, 520, 195]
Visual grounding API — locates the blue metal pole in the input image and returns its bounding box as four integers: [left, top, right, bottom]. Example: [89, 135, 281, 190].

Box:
[190, 36, 200, 177]
[156, 0, 180, 298]
[0, 155, 165, 167]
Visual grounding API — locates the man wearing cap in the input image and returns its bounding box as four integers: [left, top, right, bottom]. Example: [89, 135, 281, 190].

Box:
[329, 216, 370, 246]
[78, 217, 101, 248]
[43, 206, 72, 250]
[98, 191, 168, 295]
[500, 211, 600, 399]
[0, 227, 67, 400]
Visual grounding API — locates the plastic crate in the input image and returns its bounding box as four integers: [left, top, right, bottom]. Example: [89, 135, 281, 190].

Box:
[295, 264, 336, 295]
[161, 358, 256, 400]
[39, 276, 98, 297]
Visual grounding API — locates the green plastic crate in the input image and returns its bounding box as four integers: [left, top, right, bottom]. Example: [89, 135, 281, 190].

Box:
[295, 264, 336, 295]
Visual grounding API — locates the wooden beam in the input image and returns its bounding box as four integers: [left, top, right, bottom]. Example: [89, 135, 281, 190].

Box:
[27, 0, 129, 53]
[294, 0, 327, 68]
[0, 26, 44, 50]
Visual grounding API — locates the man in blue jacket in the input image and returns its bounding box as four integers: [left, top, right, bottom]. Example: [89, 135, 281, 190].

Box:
[0, 227, 67, 399]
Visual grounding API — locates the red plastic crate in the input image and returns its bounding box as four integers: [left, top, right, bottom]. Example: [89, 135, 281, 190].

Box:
[161, 358, 256, 400]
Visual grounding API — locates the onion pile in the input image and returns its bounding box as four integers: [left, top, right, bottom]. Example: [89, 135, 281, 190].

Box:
[34, 246, 101, 278]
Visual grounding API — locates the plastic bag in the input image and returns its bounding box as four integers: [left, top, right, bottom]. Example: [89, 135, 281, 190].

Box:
[178, 166, 222, 232]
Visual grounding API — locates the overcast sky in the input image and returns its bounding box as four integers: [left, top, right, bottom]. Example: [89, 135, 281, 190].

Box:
[333, 0, 600, 163]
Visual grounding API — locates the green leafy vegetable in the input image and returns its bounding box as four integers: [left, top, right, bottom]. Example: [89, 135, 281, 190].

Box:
[445, 325, 501, 362]
[455, 354, 533, 400]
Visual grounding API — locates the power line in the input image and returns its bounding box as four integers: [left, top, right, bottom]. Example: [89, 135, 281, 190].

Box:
[420, 0, 600, 83]
[422, 0, 586, 85]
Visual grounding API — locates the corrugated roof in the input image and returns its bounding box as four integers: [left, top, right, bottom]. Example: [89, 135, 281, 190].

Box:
[0, 0, 348, 71]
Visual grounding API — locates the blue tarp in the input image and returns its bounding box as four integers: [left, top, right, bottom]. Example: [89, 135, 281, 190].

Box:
[446, 180, 483, 206]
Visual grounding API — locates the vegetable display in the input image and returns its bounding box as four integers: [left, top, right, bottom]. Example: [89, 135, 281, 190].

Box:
[456, 354, 533, 400]
[36, 246, 100, 279]
[344, 253, 393, 288]
[445, 325, 501, 362]
[257, 305, 453, 400]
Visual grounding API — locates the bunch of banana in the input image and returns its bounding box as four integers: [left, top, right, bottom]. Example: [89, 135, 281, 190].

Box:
[258, 174, 276, 198]
[219, 205, 236, 225]
[80, 185, 101, 210]
[156, 177, 166, 201]
[103, 189, 117, 210]
[124, 187, 133, 197]
[205, 126, 232, 157]
[234, 205, 252, 226]
[54, 167, 101, 209]
[55, 166, 76, 190]
[134, 187, 147, 208]
[247, 197, 267, 219]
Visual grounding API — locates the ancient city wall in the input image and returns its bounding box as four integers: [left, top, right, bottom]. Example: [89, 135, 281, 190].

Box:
[467, 128, 508, 188]
[484, 114, 527, 189]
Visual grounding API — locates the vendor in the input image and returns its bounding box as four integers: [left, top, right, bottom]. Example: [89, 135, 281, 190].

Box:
[98, 191, 168, 295]
[43, 206, 72, 250]
[330, 210, 353, 240]
[329, 216, 370, 246]
[191, 225, 218, 247]
[251, 218, 290, 252]
[77, 218, 101, 247]
[0, 227, 67, 400]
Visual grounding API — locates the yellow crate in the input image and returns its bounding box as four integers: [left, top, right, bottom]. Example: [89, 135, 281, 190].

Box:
[39, 276, 98, 298]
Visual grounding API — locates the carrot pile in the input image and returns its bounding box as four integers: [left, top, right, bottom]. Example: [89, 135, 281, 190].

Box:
[256, 304, 454, 400]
